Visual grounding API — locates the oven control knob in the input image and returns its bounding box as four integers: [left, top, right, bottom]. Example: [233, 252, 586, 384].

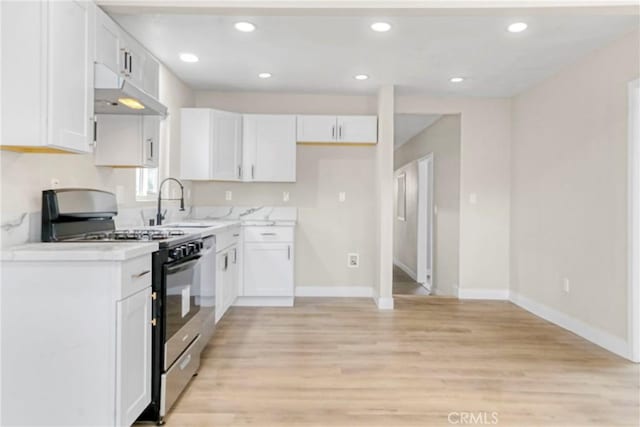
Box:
[170, 248, 182, 259]
[184, 244, 192, 255]
[187, 243, 197, 254]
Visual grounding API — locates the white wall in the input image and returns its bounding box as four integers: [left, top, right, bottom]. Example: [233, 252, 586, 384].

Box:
[395, 96, 511, 296]
[192, 91, 378, 291]
[0, 65, 194, 244]
[510, 29, 640, 345]
[394, 115, 461, 296]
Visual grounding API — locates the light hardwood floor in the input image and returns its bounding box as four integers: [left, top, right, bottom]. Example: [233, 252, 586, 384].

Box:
[166, 298, 639, 427]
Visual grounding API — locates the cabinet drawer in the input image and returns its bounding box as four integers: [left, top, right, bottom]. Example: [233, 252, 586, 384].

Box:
[161, 335, 201, 417]
[120, 255, 152, 299]
[243, 226, 293, 243]
[216, 227, 241, 251]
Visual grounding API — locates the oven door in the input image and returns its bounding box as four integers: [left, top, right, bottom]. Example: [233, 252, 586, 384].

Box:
[163, 255, 202, 369]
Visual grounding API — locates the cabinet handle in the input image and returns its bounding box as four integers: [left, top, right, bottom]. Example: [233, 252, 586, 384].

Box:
[260, 232, 277, 236]
[287, 245, 291, 260]
[332, 125, 335, 139]
[233, 233, 240, 237]
[238, 165, 242, 179]
[338, 125, 342, 139]
[233, 248, 237, 264]
[146, 138, 153, 161]
[223, 253, 229, 271]
[121, 49, 128, 75]
[251, 164, 255, 179]
[129, 54, 133, 74]
[132, 270, 150, 279]
[179, 354, 192, 370]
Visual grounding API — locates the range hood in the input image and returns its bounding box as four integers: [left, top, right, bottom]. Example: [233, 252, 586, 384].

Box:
[94, 63, 167, 117]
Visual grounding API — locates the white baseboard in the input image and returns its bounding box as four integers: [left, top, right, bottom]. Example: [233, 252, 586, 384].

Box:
[510, 292, 631, 360]
[376, 297, 394, 310]
[393, 259, 418, 281]
[295, 286, 373, 297]
[458, 288, 510, 300]
[233, 296, 294, 307]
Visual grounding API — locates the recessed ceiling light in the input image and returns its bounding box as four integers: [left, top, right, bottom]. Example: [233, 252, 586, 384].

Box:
[354, 74, 369, 80]
[258, 72, 272, 79]
[235, 22, 256, 32]
[450, 77, 464, 83]
[179, 53, 199, 63]
[507, 22, 528, 33]
[371, 22, 391, 32]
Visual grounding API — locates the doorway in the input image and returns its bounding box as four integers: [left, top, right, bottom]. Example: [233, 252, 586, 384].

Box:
[392, 114, 461, 297]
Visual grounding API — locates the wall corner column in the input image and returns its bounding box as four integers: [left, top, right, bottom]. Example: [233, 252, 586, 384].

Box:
[375, 85, 395, 310]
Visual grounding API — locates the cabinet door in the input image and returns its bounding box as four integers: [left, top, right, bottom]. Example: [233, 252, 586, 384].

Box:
[95, 7, 123, 76]
[336, 116, 378, 143]
[123, 35, 146, 90]
[243, 243, 294, 297]
[94, 115, 143, 166]
[215, 250, 228, 323]
[243, 115, 296, 182]
[180, 109, 213, 180]
[224, 245, 239, 309]
[48, 0, 95, 153]
[142, 116, 160, 168]
[296, 115, 337, 143]
[116, 287, 152, 427]
[143, 55, 160, 98]
[211, 111, 242, 181]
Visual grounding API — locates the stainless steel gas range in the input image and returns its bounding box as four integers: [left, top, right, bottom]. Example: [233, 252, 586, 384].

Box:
[41, 188, 212, 425]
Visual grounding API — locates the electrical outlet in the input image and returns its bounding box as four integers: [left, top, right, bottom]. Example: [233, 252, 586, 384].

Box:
[339, 192, 346, 202]
[51, 178, 60, 189]
[225, 190, 233, 201]
[283, 191, 290, 202]
[563, 278, 570, 294]
[347, 253, 359, 268]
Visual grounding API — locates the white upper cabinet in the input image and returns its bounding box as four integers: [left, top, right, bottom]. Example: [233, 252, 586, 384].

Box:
[296, 115, 378, 144]
[243, 115, 297, 182]
[337, 116, 378, 143]
[296, 115, 338, 143]
[94, 6, 159, 98]
[180, 108, 243, 181]
[94, 115, 160, 168]
[1, 0, 95, 153]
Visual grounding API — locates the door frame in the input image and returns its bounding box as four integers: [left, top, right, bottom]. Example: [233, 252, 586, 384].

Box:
[628, 78, 640, 362]
[416, 153, 434, 291]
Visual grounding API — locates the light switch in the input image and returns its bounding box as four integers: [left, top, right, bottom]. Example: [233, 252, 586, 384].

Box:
[225, 190, 233, 201]
[339, 192, 346, 202]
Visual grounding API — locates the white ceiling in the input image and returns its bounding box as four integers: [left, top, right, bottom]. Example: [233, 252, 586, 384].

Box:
[394, 114, 442, 148]
[112, 11, 639, 96]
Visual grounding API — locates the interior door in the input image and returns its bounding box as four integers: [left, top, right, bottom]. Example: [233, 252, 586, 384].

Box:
[48, 0, 94, 153]
[116, 287, 152, 427]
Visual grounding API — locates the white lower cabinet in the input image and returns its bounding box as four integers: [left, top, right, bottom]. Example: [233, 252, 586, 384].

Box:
[238, 225, 295, 306]
[215, 227, 241, 322]
[116, 287, 152, 427]
[0, 253, 154, 427]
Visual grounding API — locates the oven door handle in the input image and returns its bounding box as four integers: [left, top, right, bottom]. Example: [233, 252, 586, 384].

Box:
[166, 256, 201, 275]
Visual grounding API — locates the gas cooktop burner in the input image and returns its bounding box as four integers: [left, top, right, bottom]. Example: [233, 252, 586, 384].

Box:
[81, 229, 185, 241]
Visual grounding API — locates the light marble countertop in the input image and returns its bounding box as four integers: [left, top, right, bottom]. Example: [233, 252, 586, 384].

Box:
[1, 241, 159, 262]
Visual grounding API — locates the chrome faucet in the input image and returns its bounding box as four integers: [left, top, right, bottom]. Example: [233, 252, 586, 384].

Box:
[156, 177, 185, 226]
